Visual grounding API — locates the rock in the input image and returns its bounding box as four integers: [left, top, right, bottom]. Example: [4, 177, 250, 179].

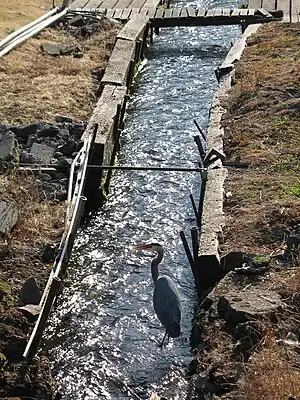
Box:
[31, 143, 55, 164]
[42, 244, 56, 262]
[55, 115, 73, 124]
[220, 251, 244, 272]
[57, 157, 72, 172]
[0, 124, 8, 134]
[0, 131, 19, 167]
[26, 134, 38, 148]
[58, 128, 70, 141]
[37, 124, 60, 138]
[19, 277, 41, 306]
[3, 338, 27, 361]
[60, 43, 81, 55]
[217, 289, 282, 327]
[20, 151, 40, 165]
[41, 42, 61, 56]
[0, 201, 18, 236]
[57, 139, 77, 156]
[235, 254, 271, 275]
[68, 123, 85, 138]
[10, 123, 38, 138]
[17, 304, 41, 321]
[68, 15, 85, 27]
[91, 67, 105, 81]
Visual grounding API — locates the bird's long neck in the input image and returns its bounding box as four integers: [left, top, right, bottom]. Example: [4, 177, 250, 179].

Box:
[151, 247, 163, 282]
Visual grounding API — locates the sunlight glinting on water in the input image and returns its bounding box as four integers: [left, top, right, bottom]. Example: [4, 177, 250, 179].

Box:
[44, 2, 241, 398]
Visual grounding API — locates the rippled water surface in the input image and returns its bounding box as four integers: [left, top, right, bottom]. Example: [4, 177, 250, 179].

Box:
[45, 2, 241, 398]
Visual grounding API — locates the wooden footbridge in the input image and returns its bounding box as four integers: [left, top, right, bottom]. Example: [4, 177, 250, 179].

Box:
[69, 0, 300, 24]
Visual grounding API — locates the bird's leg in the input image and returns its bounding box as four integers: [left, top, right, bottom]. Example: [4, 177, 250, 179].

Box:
[160, 331, 168, 347]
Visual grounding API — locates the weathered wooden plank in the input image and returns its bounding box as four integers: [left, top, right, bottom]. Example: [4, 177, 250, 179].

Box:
[83, 0, 103, 9]
[222, 8, 231, 15]
[117, 15, 148, 41]
[102, 39, 135, 86]
[231, 8, 241, 16]
[239, 8, 248, 16]
[113, 0, 132, 9]
[180, 7, 188, 17]
[120, 8, 132, 19]
[0, 201, 18, 236]
[69, 0, 90, 9]
[291, 0, 300, 21]
[171, 7, 181, 17]
[164, 8, 173, 18]
[277, 0, 291, 21]
[146, 8, 156, 18]
[130, 8, 140, 16]
[113, 8, 123, 18]
[141, 0, 160, 9]
[262, 0, 276, 9]
[100, 0, 119, 9]
[248, 0, 262, 7]
[247, 8, 256, 15]
[106, 8, 115, 17]
[187, 7, 197, 17]
[129, 0, 147, 9]
[206, 8, 216, 17]
[197, 8, 206, 16]
[155, 8, 165, 19]
[214, 8, 223, 16]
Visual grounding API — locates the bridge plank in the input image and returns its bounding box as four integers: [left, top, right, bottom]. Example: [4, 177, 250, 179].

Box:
[83, 0, 103, 9]
[130, 8, 140, 16]
[69, 0, 90, 9]
[187, 7, 197, 17]
[214, 8, 223, 16]
[262, 0, 276, 9]
[113, 0, 133, 9]
[222, 8, 231, 15]
[146, 8, 156, 18]
[120, 8, 132, 19]
[117, 15, 148, 41]
[171, 7, 181, 17]
[180, 7, 188, 17]
[239, 8, 248, 15]
[206, 8, 216, 16]
[248, 8, 256, 15]
[291, 0, 300, 21]
[155, 8, 165, 19]
[101, 0, 119, 9]
[130, 0, 147, 9]
[197, 8, 206, 16]
[231, 8, 241, 16]
[248, 0, 262, 7]
[102, 39, 135, 86]
[113, 8, 123, 18]
[164, 8, 173, 18]
[141, 0, 160, 9]
[106, 8, 115, 17]
[277, 0, 291, 21]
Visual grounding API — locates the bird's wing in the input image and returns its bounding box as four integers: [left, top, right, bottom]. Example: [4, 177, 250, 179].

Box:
[153, 276, 181, 337]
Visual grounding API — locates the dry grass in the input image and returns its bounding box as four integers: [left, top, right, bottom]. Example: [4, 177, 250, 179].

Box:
[0, 172, 65, 294]
[0, 24, 119, 125]
[0, 0, 53, 39]
[237, 333, 300, 400]
[221, 22, 300, 256]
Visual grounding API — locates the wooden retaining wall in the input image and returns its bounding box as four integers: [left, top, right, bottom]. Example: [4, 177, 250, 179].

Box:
[194, 24, 262, 293]
[83, 15, 150, 209]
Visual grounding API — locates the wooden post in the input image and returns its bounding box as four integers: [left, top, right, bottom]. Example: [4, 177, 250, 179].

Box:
[191, 227, 199, 263]
[179, 231, 195, 278]
[104, 104, 121, 193]
[126, 59, 135, 88]
[24, 277, 61, 362]
[189, 194, 200, 226]
[150, 26, 154, 44]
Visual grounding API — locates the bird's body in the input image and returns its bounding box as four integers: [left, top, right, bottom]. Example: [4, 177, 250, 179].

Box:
[153, 275, 181, 339]
[134, 243, 182, 346]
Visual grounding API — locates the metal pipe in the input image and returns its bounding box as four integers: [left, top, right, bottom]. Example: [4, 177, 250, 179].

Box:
[0, 8, 68, 57]
[0, 7, 59, 50]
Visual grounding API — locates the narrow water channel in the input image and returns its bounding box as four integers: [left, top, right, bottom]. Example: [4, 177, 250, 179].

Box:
[44, 1, 241, 398]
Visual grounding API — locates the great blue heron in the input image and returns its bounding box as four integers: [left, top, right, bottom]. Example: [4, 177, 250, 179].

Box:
[134, 243, 182, 347]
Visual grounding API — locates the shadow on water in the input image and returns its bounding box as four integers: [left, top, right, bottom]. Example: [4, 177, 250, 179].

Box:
[43, 6, 241, 400]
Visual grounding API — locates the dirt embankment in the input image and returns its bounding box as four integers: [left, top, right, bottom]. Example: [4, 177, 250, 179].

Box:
[0, 6, 120, 398]
[189, 22, 300, 400]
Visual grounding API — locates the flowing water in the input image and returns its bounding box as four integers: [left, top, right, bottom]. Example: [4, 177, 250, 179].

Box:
[44, 1, 241, 398]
